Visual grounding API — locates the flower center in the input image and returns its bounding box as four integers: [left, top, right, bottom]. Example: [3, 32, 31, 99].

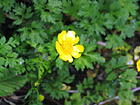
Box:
[62, 40, 73, 54]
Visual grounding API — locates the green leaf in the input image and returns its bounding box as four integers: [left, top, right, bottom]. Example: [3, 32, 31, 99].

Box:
[0, 0, 15, 12]
[0, 57, 5, 66]
[34, 0, 62, 23]
[117, 69, 137, 102]
[9, 3, 33, 25]
[106, 73, 116, 81]
[119, 69, 137, 87]
[106, 34, 124, 49]
[47, 37, 58, 60]
[62, 0, 81, 19]
[18, 21, 47, 44]
[118, 89, 134, 101]
[119, 100, 132, 105]
[82, 77, 93, 89]
[70, 93, 84, 105]
[106, 56, 128, 69]
[0, 9, 5, 24]
[73, 56, 93, 71]
[0, 71, 27, 96]
[123, 1, 138, 15]
[0, 36, 6, 45]
[84, 41, 97, 53]
[120, 25, 135, 39]
[42, 73, 74, 99]
[85, 53, 105, 63]
[56, 58, 64, 69]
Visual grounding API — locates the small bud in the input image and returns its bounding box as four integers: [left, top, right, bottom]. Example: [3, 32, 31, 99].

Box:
[129, 80, 133, 82]
[103, 58, 106, 61]
[118, 46, 121, 50]
[119, 75, 122, 78]
[38, 94, 45, 102]
[121, 46, 125, 50]
[35, 81, 39, 86]
[121, 2, 124, 6]
[129, 16, 133, 21]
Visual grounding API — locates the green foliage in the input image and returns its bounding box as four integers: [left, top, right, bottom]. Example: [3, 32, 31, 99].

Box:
[65, 77, 93, 105]
[118, 69, 137, 101]
[73, 37, 105, 71]
[73, 56, 94, 71]
[77, 76, 94, 92]
[34, 0, 62, 23]
[0, 70, 27, 96]
[106, 34, 124, 49]
[42, 72, 74, 99]
[0, 36, 26, 97]
[0, 0, 15, 12]
[0, 9, 5, 25]
[18, 21, 47, 44]
[0, 36, 24, 72]
[65, 93, 84, 105]
[0, 0, 139, 104]
[105, 56, 137, 103]
[9, 3, 33, 25]
[47, 37, 58, 60]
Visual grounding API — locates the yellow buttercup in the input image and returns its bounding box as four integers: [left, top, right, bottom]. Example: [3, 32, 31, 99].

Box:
[56, 30, 84, 63]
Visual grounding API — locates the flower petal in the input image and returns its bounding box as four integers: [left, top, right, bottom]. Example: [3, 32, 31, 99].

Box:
[59, 55, 67, 61]
[60, 54, 73, 63]
[137, 60, 140, 72]
[67, 31, 75, 38]
[72, 36, 79, 45]
[58, 30, 67, 45]
[71, 45, 84, 58]
[72, 51, 81, 58]
[67, 55, 73, 63]
[56, 41, 64, 55]
[67, 31, 79, 45]
[74, 45, 84, 52]
[56, 41, 73, 62]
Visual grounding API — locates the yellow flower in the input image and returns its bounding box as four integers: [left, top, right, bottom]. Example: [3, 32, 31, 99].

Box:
[137, 59, 140, 72]
[56, 30, 84, 63]
[38, 94, 45, 101]
[34, 81, 39, 86]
